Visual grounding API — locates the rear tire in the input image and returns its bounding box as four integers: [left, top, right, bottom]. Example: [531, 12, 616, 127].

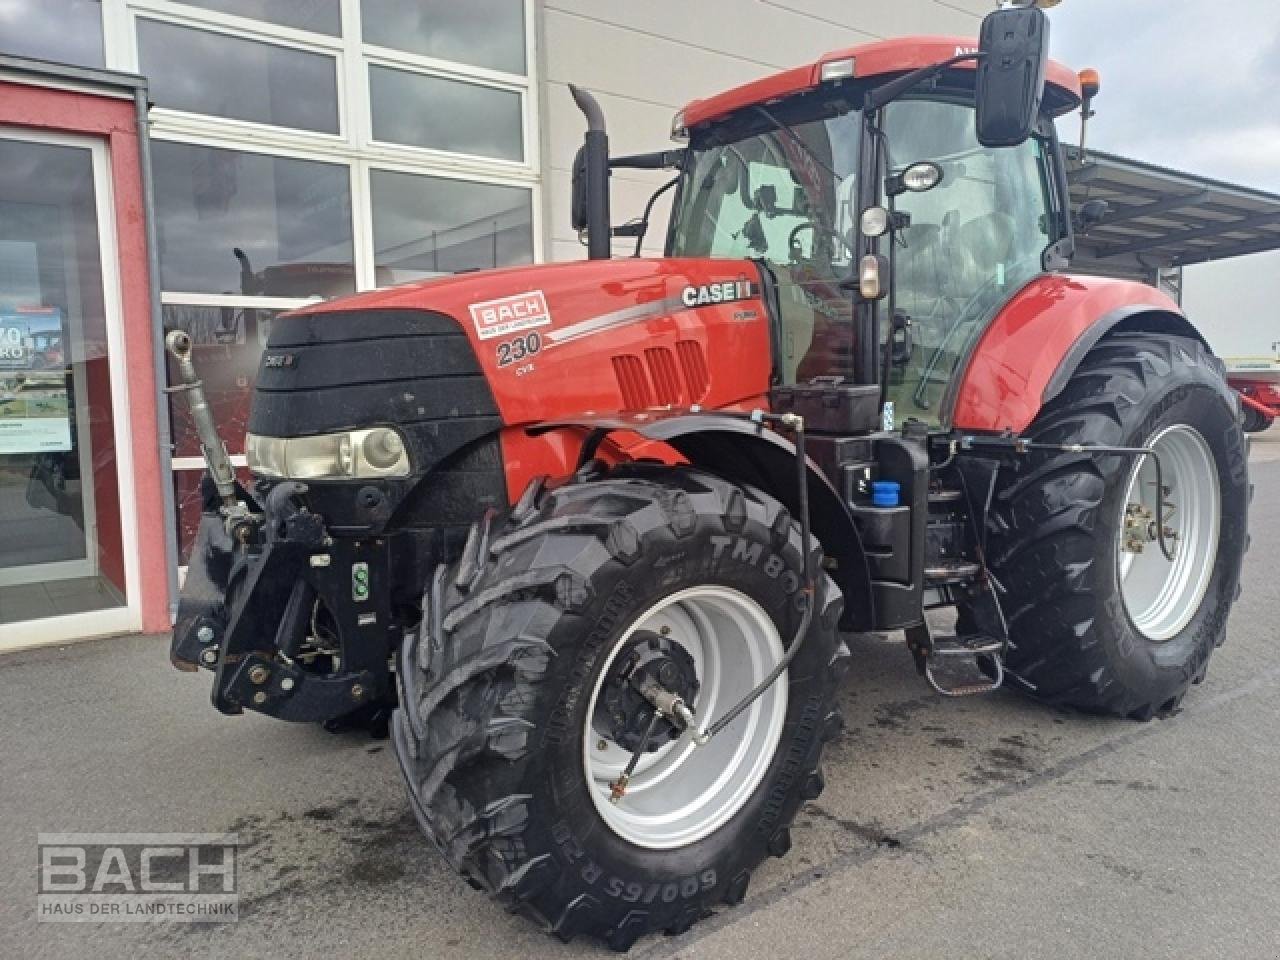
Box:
[392, 464, 846, 949]
[976, 333, 1248, 718]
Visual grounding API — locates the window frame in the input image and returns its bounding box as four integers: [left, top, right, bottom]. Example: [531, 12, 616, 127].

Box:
[364, 58, 529, 167]
[133, 11, 348, 140]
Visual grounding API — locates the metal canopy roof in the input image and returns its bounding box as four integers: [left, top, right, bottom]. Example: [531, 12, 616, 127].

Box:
[1066, 145, 1280, 284]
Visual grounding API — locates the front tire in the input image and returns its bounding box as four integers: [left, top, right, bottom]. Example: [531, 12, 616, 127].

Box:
[978, 333, 1249, 718]
[392, 464, 847, 949]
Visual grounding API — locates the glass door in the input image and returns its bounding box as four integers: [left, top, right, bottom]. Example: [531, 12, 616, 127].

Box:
[0, 131, 137, 635]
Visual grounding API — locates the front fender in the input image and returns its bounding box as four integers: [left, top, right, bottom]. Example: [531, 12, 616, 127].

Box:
[949, 274, 1207, 433]
[530, 412, 876, 630]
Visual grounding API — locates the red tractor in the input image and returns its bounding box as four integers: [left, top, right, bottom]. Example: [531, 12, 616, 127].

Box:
[168, 6, 1249, 950]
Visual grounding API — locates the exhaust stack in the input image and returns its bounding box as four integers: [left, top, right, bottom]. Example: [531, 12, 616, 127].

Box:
[569, 84, 612, 260]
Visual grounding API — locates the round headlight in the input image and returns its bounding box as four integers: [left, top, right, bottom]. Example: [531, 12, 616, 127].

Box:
[860, 206, 890, 238]
[363, 428, 405, 469]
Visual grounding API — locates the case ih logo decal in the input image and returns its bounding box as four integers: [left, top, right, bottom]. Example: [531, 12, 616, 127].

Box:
[680, 280, 757, 308]
[469, 290, 552, 340]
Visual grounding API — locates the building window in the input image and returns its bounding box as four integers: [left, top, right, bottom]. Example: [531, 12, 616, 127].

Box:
[180, 0, 341, 36]
[360, 0, 526, 75]
[151, 141, 355, 297]
[0, 0, 105, 68]
[138, 19, 341, 134]
[371, 169, 533, 282]
[368, 66, 523, 161]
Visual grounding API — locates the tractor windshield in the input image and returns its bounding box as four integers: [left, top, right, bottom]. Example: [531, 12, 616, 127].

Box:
[882, 96, 1055, 421]
[669, 104, 862, 384]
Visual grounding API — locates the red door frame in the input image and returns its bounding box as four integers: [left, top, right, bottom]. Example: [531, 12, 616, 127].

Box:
[0, 64, 171, 633]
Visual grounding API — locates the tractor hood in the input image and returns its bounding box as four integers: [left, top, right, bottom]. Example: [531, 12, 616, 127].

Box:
[285, 257, 776, 428]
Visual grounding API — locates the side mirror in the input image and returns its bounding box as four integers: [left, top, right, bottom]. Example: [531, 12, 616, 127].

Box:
[570, 145, 588, 233]
[975, 5, 1050, 148]
[1076, 198, 1110, 232]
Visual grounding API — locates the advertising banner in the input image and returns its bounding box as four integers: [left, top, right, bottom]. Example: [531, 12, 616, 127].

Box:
[0, 307, 72, 455]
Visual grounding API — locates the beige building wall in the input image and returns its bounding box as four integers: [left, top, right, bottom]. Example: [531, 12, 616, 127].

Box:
[535, 0, 989, 262]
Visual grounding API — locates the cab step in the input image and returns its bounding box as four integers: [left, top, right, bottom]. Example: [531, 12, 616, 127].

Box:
[905, 620, 1006, 697]
[924, 635, 1004, 697]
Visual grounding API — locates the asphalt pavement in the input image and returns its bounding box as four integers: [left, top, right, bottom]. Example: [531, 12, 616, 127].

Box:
[2, 429, 1278, 960]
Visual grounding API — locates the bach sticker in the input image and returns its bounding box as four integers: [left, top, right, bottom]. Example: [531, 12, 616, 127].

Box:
[469, 290, 552, 340]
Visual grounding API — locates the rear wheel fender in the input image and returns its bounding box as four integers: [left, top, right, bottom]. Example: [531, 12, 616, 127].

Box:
[950, 274, 1209, 433]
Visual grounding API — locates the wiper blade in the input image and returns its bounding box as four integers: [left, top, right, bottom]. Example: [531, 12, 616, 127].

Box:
[753, 104, 840, 182]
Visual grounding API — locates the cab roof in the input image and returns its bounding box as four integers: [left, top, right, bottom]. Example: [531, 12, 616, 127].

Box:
[679, 35, 1083, 131]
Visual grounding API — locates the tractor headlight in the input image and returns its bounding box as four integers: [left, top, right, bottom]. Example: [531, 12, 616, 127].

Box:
[246, 427, 410, 480]
[860, 206, 890, 238]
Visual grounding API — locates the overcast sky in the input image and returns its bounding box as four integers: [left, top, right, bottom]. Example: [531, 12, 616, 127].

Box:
[1047, 1, 1280, 357]
[1049, 0, 1280, 193]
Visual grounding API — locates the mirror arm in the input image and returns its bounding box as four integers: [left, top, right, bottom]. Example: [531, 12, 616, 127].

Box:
[611, 149, 686, 171]
[619, 176, 680, 257]
[863, 52, 985, 113]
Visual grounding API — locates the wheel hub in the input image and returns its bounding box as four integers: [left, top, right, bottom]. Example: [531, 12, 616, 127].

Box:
[1121, 501, 1177, 556]
[594, 630, 700, 753]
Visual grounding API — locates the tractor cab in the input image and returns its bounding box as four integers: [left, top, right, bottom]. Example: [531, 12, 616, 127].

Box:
[668, 46, 1079, 422]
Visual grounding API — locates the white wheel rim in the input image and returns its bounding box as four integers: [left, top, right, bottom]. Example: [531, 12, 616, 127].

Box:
[582, 585, 788, 849]
[1117, 424, 1220, 641]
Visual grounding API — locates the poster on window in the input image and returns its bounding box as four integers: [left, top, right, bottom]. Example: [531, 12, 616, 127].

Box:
[0, 307, 72, 455]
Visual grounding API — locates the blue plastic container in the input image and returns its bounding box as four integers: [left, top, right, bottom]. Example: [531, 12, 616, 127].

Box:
[871, 480, 901, 508]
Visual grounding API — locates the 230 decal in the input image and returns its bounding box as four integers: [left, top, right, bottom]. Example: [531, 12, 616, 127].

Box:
[496, 331, 542, 367]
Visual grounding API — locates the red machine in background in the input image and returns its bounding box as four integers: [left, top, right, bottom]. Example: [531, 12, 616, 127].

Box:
[1228, 349, 1280, 432]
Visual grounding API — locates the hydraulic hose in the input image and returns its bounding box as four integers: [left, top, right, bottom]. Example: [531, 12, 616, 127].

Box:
[692, 410, 816, 743]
